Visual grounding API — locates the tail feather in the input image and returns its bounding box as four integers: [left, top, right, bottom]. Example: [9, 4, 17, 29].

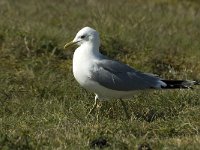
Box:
[161, 80, 199, 89]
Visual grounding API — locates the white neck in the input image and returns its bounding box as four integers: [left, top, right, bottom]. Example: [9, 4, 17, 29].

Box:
[79, 41, 100, 57]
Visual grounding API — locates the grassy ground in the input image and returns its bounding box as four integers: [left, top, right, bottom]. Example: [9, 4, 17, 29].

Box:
[0, 0, 200, 149]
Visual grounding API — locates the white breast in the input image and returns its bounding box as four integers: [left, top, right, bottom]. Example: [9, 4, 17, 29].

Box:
[72, 46, 95, 91]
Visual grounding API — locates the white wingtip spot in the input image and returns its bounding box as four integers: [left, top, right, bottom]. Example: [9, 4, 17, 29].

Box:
[158, 80, 167, 88]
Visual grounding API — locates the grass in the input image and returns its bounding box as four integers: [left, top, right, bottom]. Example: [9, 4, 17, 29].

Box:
[0, 0, 200, 149]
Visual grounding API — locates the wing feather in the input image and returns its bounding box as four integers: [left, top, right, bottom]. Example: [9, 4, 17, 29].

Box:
[91, 59, 164, 91]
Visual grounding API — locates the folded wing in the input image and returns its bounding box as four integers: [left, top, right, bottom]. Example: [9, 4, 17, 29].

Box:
[91, 59, 166, 91]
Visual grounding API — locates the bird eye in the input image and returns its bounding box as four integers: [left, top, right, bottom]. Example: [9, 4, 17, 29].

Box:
[80, 35, 86, 39]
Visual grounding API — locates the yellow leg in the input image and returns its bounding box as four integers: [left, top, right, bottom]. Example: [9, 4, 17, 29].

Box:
[120, 99, 130, 119]
[87, 95, 98, 115]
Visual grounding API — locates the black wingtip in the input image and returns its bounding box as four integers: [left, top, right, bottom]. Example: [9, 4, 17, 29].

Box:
[194, 81, 200, 85]
[161, 80, 199, 89]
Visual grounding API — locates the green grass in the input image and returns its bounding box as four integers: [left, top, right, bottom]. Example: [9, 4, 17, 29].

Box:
[0, 0, 200, 149]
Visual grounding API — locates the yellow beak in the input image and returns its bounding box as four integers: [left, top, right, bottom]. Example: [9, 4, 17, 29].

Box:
[64, 41, 77, 49]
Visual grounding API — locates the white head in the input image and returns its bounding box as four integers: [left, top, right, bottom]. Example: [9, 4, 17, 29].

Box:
[64, 27, 100, 49]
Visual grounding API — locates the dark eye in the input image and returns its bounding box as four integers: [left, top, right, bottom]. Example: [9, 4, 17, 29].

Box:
[80, 35, 86, 39]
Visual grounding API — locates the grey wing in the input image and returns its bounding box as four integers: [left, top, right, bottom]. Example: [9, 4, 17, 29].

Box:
[91, 59, 165, 91]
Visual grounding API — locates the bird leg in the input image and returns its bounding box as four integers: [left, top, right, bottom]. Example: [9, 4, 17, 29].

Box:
[87, 95, 98, 115]
[119, 99, 130, 119]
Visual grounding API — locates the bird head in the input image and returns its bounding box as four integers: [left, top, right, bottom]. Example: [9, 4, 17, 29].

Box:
[64, 27, 100, 49]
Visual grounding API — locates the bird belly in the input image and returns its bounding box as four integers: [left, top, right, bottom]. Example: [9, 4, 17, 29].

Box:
[90, 81, 139, 100]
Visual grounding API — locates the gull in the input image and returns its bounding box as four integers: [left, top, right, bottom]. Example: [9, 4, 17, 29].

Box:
[64, 27, 199, 118]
